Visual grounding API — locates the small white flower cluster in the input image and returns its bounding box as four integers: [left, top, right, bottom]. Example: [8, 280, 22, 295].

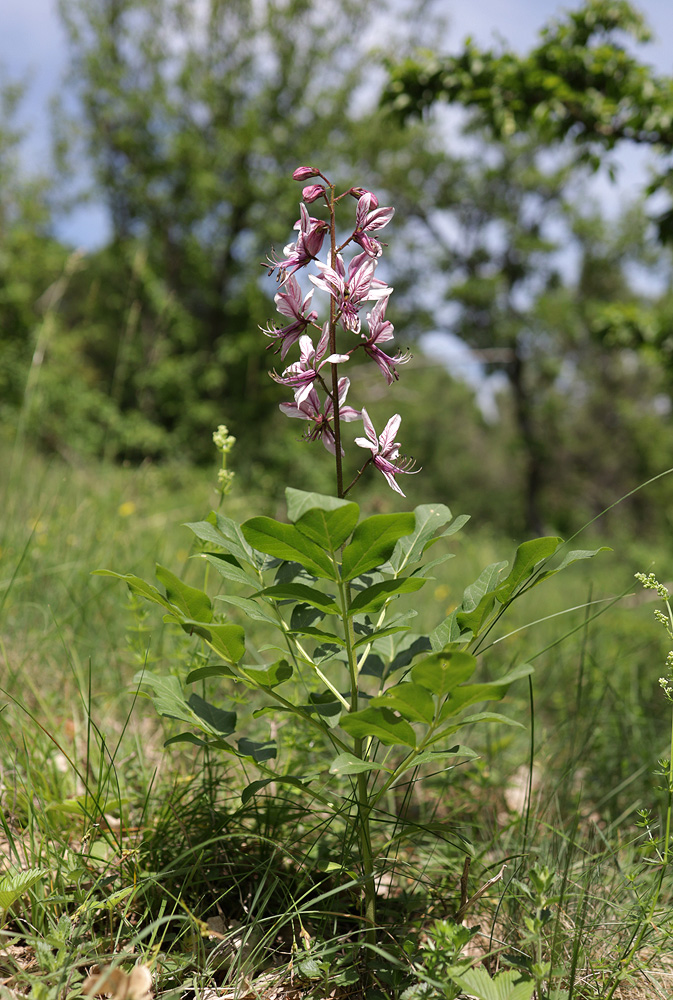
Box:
[635, 571, 670, 600]
[636, 572, 673, 702]
[213, 424, 236, 497]
[661, 651, 673, 702]
[213, 424, 236, 454]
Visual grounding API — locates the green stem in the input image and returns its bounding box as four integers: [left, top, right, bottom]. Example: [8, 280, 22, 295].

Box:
[663, 681, 673, 871]
[343, 459, 372, 498]
[338, 576, 377, 948]
[604, 634, 673, 1000]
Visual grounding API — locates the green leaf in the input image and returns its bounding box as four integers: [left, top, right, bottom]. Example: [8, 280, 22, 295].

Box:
[429, 610, 467, 650]
[348, 577, 426, 615]
[341, 513, 416, 581]
[340, 707, 417, 748]
[201, 553, 260, 589]
[307, 691, 343, 718]
[411, 651, 477, 698]
[352, 625, 410, 648]
[286, 488, 360, 549]
[494, 537, 563, 603]
[462, 561, 508, 611]
[365, 632, 430, 674]
[241, 517, 337, 580]
[440, 664, 533, 720]
[371, 682, 435, 724]
[237, 738, 276, 762]
[205, 512, 256, 564]
[184, 518, 232, 549]
[419, 551, 456, 574]
[536, 546, 611, 582]
[287, 625, 346, 646]
[215, 594, 280, 626]
[291, 603, 322, 630]
[256, 583, 340, 615]
[156, 564, 213, 622]
[329, 753, 393, 776]
[456, 591, 497, 636]
[94, 570, 175, 613]
[0, 868, 49, 909]
[388, 503, 455, 572]
[206, 623, 246, 663]
[241, 776, 307, 805]
[186, 664, 235, 683]
[134, 672, 194, 724]
[165, 619, 245, 663]
[449, 967, 535, 1000]
[428, 712, 526, 743]
[405, 745, 479, 769]
[164, 733, 272, 760]
[164, 733, 208, 748]
[240, 659, 293, 688]
[187, 693, 236, 735]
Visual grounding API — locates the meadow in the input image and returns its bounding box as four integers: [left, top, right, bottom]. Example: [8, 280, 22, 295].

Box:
[4, 0, 673, 996]
[2, 434, 673, 1000]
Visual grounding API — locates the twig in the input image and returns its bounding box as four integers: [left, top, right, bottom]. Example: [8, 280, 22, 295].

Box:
[455, 863, 507, 923]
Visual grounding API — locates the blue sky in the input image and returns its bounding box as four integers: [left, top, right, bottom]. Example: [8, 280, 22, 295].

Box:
[3, 0, 673, 248]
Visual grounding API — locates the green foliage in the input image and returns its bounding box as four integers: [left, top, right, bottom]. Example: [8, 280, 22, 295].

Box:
[383, 0, 670, 160]
[0, 868, 50, 913]
[102, 482, 609, 971]
[5, 442, 673, 997]
[378, 0, 673, 535]
[448, 968, 535, 1000]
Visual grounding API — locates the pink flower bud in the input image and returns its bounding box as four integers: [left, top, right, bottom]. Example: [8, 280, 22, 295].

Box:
[293, 166, 319, 181]
[302, 184, 325, 203]
[350, 187, 379, 209]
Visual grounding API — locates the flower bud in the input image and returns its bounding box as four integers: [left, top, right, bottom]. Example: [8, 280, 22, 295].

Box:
[302, 184, 325, 203]
[350, 187, 379, 209]
[293, 166, 319, 181]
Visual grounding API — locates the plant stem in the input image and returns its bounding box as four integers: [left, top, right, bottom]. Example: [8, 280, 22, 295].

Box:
[343, 459, 372, 498]
[327, 181, 343, 497]
[604, 620, 673, 1000]
[339, 577, 377, 949]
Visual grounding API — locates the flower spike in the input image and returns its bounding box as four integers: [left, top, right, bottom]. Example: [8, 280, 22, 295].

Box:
[262, 166, 419, 498]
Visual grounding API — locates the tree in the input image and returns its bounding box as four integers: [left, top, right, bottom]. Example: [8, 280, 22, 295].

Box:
[378, 0, 673, 533]
[0, 78, 72, 441]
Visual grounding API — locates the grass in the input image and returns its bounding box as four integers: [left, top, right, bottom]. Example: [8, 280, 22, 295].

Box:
[2, 440, 673, 999]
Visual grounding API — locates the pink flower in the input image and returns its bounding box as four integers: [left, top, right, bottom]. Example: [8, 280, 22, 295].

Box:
[355, 409, 418, 496]
[361, 295, 411, 384]
[353, 193, 394, 258]
[262, 276, 318, 359]
[271, 324, 349, 403]
[279, 378, 360, 455]
[309, 252, 391, 334]
[266, 204, 328, 282]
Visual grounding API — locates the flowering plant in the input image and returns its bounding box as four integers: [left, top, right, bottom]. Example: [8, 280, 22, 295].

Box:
[100, 168, 605, 972]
